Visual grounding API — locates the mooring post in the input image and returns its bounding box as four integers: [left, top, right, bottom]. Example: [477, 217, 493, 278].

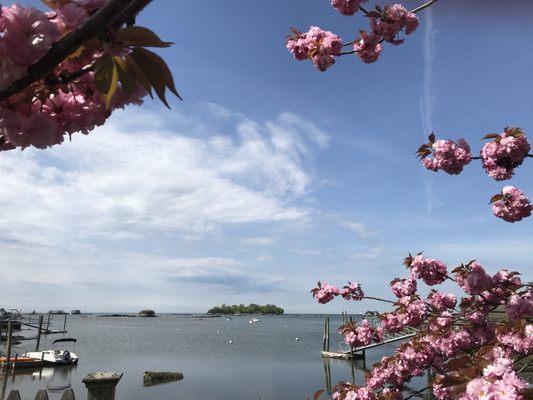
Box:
[5, 321, 13, 366]
[326, 317, 329, 351]
[36, 315, 44, 351]
[322, 318, 326, 351]
[83, 372, 123, 400]
[46, 314, 51, 333]
[63, 314, 67, 331]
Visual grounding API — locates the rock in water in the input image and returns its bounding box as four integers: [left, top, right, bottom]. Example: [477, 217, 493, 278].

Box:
[143, 371, 184, 386]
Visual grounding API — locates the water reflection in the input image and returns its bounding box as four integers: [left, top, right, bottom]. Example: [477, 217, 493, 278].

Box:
[0, 366, 76, 399]
[321, 358, 433, 399]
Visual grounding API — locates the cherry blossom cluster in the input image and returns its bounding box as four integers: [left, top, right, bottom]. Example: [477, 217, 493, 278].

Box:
[390, 277, 416, 298]
[420, 137, 472, 175]
[0, 1, 147, 151]
[481, 128, 531, 181]
[491, 186, 532, 223]
[459, 347, 527, 400]
[311, 281, 364, 304]
[406, 253, 447, 285]
[287, 2, 420, 70]
[286, 27, 343, 71]
[331, 0, 368, 16]
[339, 319, 383, 348]
[313, 253, 532, 400]
[354, 4, 419, 63]
[418, 129, 532, 223]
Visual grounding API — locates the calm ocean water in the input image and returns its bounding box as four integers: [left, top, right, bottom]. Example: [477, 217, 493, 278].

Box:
[1, 314, 428, 400]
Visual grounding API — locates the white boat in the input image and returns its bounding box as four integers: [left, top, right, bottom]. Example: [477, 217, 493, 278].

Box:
[24, 338, 78, 366]
[249, 318, 260, 324]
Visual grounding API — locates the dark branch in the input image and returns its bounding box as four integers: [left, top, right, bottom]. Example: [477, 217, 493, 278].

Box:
[0, 0, 153, 102]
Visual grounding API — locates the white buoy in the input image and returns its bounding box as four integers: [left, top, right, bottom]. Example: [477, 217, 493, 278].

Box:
[176, 328, 180, 332]
[229, 340, 233, 344]
[295, 337, 299, 341]
[217, 330, 221, 333]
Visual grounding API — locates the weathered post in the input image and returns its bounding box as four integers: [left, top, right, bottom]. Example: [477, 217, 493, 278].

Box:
[46, 314, 51, 333]
[83, 372, 123, 400]
[322, 318, 327, 351]
[5, 321, 13, 366]
[36, 315, 44, 351]
[63, 314, 67, 331]
[325, 317, 330, 352]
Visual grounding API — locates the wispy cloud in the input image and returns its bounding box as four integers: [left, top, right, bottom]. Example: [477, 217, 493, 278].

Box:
[0, 106, 329, 244]
[340, 220, 381, 239]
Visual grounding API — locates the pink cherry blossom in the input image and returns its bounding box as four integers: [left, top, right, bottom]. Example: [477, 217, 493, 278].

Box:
[341, 281, 364, 301]
[455, 261, 493, 295]
[390, 277, 417, 298]
[370, 4, 419, 45]
[506, 289, 533, 320]
[331, 0, 367, 16]
[312, 282, 340, 304]
[286, 26, 343, 71]
[353, 31, 383, 63]
[1, 4, 60, 66]
[422, 138, 472, 175]
[492, 186, 532, 222]
[481, 128, 530, 180]
[409, 254, 448, 285]
[427, 291, 457, 312]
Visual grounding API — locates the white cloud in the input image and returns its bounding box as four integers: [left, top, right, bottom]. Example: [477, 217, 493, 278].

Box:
[0, 106, 328, 244]
[242, 237, 275, 246]
[340, 220, 381, 238]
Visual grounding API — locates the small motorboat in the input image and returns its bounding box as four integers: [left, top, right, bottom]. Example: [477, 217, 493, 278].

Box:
[249, 318, 260, 324]
[24, 338, 78, 366]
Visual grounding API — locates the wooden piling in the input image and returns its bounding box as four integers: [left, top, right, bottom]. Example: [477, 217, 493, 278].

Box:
[325, 318, 328, 351]
[5, 321, 13, 366]
[63, 314, 68, 331]
[322, 318, 327, 351]
[36, 315, 44, 351]
[46, 314, 51, 333]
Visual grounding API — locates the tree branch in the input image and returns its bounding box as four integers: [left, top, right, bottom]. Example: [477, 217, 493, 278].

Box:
[411, 0, 439, 14]
[0, 0, 153, 102]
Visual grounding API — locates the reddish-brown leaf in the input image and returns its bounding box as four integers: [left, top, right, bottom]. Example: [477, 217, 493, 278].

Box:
[116, 26, 173, 48]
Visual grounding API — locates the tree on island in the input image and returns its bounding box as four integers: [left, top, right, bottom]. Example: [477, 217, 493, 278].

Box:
[138, 309, 156, 317]
[207, 304, 284, 315]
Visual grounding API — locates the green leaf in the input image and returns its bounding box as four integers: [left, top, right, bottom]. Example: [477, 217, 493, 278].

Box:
[114, 56, 136, 97]
[94, 55, 115, 95]
[104, 63, 119, 109]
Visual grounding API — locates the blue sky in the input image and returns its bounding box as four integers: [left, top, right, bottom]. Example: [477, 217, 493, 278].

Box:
[1, 0, 532, 313]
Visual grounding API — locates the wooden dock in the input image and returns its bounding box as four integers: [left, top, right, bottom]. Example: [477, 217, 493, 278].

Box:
[321, 314, 419, 360]
[0, 357, 44, 370]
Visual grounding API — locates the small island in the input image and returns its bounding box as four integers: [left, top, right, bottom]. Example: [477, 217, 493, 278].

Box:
[138, 309, 157, 317]
[207, 303, 284, 315]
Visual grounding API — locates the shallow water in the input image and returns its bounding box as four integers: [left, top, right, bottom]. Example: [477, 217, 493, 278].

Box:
[1, 314, 427, 400]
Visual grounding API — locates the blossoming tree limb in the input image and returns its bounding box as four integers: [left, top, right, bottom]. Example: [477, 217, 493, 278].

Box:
[0, 0, 179, 151]
[286, 0, 531, 223]
[311, 255, 532, 400]
[288, 1, 532, 399]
